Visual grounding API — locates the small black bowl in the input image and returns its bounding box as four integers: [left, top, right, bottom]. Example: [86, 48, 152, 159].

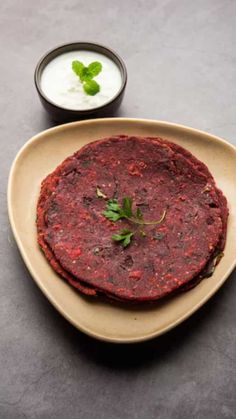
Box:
[34, 42, 127, 122]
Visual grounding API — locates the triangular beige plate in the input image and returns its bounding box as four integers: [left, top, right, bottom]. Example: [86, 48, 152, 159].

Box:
[8, 118, 236, 343]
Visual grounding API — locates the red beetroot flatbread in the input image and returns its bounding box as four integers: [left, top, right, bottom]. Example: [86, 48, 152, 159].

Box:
[37, 136, 227, 302]
[153, 138, 228, 290]
[37, 158, 97, 296]
[159, 139, 228, 251]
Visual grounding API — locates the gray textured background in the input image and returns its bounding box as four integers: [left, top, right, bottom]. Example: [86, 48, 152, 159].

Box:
[1, 1, 236, 418]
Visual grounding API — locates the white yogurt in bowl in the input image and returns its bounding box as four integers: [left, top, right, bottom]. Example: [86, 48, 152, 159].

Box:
[40, 50, 123, 111]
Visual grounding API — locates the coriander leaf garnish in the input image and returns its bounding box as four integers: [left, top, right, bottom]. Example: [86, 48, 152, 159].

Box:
[103, 197, 166, 247]
[112, 229, 134, 248]
[72, 60, 102, 96]
[103, 199, 122, 221]
[122, 197, 133, 218]
[83, 79, 100, 96]
[103, 197, 166, 226]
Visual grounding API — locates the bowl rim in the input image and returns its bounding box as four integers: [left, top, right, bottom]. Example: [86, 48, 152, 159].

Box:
[34, 41, 127, 114]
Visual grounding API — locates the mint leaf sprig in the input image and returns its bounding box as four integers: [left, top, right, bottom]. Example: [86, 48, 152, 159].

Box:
[103, 197, 166, 247]
[72, 60, 102, 96]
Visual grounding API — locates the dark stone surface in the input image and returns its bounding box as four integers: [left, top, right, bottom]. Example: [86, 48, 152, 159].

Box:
[0, 1, 235, 418]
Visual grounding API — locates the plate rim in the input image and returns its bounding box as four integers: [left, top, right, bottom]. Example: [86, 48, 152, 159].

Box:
[7, 118, 236, 343]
